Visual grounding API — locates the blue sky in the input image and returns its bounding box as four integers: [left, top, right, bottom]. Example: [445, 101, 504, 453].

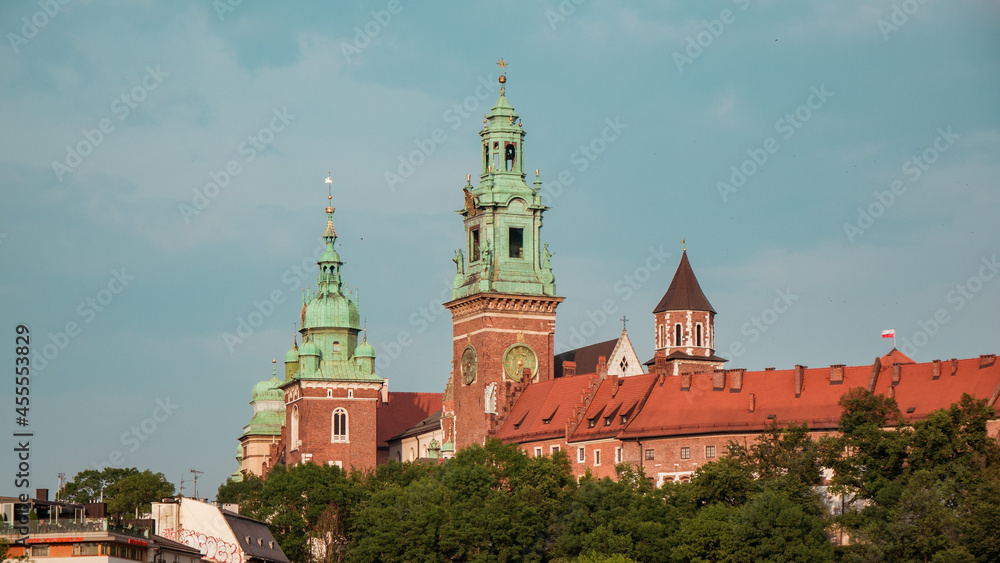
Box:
[1, 1, 998, 497]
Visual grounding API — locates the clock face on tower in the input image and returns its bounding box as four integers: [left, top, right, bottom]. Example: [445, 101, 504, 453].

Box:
[503, 343, 537, 382]
[461, 345, 478, 385]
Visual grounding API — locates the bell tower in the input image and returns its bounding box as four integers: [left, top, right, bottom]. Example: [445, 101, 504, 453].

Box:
[445, 61, 563, 450]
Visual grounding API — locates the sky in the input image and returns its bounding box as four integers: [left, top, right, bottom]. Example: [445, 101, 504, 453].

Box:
[1, 0, 998, 499]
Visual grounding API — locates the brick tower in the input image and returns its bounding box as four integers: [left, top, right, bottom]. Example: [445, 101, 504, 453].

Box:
[445, 62, 563, 450]
[651, 248, 726, 375]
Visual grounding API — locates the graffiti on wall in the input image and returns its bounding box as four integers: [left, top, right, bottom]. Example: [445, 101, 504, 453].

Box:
[179, 529, 243, 563]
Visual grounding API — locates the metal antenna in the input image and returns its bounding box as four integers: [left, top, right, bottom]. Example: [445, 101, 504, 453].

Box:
[190, 469, 204, 499]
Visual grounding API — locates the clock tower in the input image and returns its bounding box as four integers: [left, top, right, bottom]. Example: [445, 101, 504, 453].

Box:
[445, 61, 563, 450]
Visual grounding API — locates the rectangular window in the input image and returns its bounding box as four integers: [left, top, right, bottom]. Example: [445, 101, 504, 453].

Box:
[615, 447, 623, 463]
[534, 447, 542, 457]
[594, 450, 601, 466]
[645, 449, 655, 461]
[680, 447, 691, 460]
[577, 447, 585, 463]
[706, 445, 716, 458]
[509, 228, 524, 259]
[31, 546, 49, 557]
[551, 445, 560, 454]
[471, 229, 481, 261]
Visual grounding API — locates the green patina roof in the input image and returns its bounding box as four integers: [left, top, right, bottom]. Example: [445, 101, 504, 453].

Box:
[354, 336, 376, 358]
[284, 341, 299, 363]
[242, 409, 284, 437]
[251, 375, 284, 402]
[303, 292, 361, 330]
[300, 338, 321, 356]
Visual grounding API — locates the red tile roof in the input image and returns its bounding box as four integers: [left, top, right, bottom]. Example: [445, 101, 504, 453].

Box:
[620, 356, 1000, 439]
[653, 250, 716, 314]
[377, 392, 442, 447]
[495, 375, 594, 443]
[570, 373, 658, 442]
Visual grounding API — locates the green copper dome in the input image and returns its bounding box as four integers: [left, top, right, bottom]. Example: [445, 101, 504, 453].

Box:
[303, 292, 361, 330]
[284, 343, 299, 363]
[354, 337, 376, 358]
[251, 376, 283, 402]
[300, 338, 321, 356]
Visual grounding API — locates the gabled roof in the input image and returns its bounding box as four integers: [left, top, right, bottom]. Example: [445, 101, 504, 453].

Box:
[495, 376, 595, 443]
[387, 409, 443, 442]
[554, 338, 617, 378]
[570, 373, 658, 442]
[376, 392, 442, 447]
[223, 509, 290, 563]
[653, 250, 716, 314]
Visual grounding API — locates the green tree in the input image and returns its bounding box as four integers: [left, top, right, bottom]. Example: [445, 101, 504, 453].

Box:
[61, 467, 139, 504]
[730, 487, 834, 562]
[105, 470, 175, 518]
[216, 472, 264, 516]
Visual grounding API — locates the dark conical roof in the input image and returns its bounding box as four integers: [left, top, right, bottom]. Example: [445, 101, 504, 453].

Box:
[653, 250, 716, 314]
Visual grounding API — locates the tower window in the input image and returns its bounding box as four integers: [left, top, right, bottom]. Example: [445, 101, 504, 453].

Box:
[505, 143, 516, 171]
[471, 228, 481, 261]
[674, 324, 682, 347]
[696, 324, 703, 347]
[509, 228, 523, 259]
[492, 141, 499, 171]
[332, 408, 348, 443]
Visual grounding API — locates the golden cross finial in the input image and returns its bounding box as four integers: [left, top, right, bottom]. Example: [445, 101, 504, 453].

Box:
[497, 58, 507, 71]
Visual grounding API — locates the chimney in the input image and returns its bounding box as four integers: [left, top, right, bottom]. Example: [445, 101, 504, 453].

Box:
[932, 360, 941, 380]
[597, 356, 608, 379]
[981, 354, 996, 368]
[611, 373, 620, 397]
[563, 361, 576, 377]
[712, 370, 726, 391]
[681, 372, 692, 391]
[380, 378, 389, 403]
[655, 355, 669, 377]
[951, 358, 959, 376]
[795, 365, 805, 398]
[730, 369, 744, 392]
[748, 393, 756, 413]
[830, 364, 844, 385]
[892, 363, 901, 386]
[36, 488, 48, 501]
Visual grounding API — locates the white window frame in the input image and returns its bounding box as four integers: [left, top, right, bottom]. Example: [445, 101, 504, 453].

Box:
[577, 446, 585, 463]
[332, 408, 349, 443]
[594, 449, 601, 466]
[534, 447, 543, 457]
[615, 447, 623, 463]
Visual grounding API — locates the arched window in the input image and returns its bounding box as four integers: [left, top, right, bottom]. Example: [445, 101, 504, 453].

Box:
[332, 408, 348, 443]
[674, 324, 682, 347]
[291, 406, 299, 449]
[696, 324, 703, 347]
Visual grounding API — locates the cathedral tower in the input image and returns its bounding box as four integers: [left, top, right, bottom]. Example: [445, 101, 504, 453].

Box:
[445, 62, 563, 450]
[276, 175, 384, 470]
[651, 249, 726, 375]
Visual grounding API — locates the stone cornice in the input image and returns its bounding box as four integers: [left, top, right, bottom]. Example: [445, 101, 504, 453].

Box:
[445, 293, 564, 318]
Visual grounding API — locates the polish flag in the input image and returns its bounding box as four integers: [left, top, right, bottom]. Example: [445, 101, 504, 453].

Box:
[882, 329, 895, 339]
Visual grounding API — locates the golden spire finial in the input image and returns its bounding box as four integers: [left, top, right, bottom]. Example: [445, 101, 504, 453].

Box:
[680, 238, 686, 251]
[497, 58, 507, 93]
